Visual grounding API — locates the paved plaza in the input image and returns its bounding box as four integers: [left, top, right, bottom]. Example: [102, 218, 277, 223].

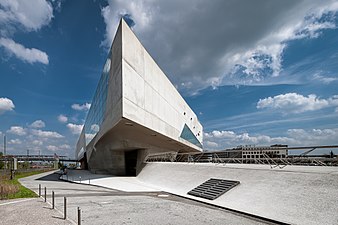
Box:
[0, 170, 273, 225]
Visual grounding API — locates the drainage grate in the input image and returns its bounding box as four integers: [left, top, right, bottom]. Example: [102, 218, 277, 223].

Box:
[187, 178, 240, 200]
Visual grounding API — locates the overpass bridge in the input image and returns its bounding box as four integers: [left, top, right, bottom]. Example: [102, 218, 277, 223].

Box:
[0, 154, 77, 162]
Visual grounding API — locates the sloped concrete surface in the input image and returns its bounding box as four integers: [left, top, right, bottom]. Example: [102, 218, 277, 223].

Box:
[137, 163, 338, 225]
[18, 170, 269, 225]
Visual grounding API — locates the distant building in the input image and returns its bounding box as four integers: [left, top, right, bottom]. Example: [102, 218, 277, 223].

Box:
[236, 145, 288, 159]
[75, 19, 203, 175]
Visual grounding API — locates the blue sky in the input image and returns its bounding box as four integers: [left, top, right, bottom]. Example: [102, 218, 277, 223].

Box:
[0, 0, 338, 157]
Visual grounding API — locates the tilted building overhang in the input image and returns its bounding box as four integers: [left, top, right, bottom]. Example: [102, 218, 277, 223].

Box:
[76, 19, 203, 175]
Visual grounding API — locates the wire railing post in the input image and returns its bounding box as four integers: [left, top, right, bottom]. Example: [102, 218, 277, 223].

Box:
[44, 187, 46, 202]
[52, 191, 55, 209]
[64, 197, 67, 220]
[77, 207, 81, 225]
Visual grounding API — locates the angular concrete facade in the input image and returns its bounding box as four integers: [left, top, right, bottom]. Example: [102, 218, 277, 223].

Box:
[76, 19, 203, 175]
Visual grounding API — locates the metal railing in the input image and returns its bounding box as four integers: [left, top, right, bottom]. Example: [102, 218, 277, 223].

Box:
[145, 151, 338, 168]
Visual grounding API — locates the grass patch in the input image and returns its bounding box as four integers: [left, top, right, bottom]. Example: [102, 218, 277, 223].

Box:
[0, 169, 53, 199]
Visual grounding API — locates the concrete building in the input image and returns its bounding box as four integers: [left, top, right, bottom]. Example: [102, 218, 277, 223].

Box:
[75, 19, 203, 175]
[239, 145, 288, 159]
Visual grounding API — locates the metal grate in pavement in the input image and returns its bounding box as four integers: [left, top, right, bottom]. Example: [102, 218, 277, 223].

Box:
[187, 178, 240, 200]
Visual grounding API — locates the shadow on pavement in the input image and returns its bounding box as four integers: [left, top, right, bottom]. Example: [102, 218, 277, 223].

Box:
[36, 172, 62, 181]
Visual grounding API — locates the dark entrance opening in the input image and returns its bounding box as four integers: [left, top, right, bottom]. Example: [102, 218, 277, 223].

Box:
[125, 150, 138, 176]
[80, 152, 88, 170]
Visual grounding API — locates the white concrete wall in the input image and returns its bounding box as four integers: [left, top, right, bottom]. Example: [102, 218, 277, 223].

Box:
[76, 20, 123, 160]
[76, 19, 203, 164]
[120, 20, 203, 151]
[100, 21, 123, 140]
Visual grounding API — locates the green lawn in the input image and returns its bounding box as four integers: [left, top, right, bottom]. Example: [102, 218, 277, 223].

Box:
[1, 170, 52, 199]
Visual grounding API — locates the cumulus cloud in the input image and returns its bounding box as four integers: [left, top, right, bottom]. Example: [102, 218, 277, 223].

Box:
[46, 144, 71, 152]
[31, 129, 63, 138]
[0, 0, 53, 31]
[32, 140, 43, 146]
[257, 93, 338, 114]
[0, 38, 49, 64]
[204, 128, 338, 150]
[205, 141, 218, 148]
[0, 0, 53, 64]
[46, 145, 58, 151]
[0, 97, 15, 114]
[287, 128, 338, 144]
[57, 114, 68, 123]
[7, 126, 26, 136]
[101, 0, 338, 93]
[8, 138, 22, 145]
[60, 144, 71, 150]
[71, 103, 91, 111]
[29, 120, 45, 128]
[67, 123, 83, 135]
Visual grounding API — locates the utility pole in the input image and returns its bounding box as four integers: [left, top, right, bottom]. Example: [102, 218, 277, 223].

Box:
[3, 134, 6, 156]
[3, 134, 7, 170]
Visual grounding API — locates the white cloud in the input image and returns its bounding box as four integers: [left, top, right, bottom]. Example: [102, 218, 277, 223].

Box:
[8, 138, 22, 145]
[287, 128, 338, 144]
[47, 144, 71, 152]
[257, 93, 338, 114]
[204, 128, 338, 150]
[101, 0, 153, 47]
[29, 120, 45, 128]
[207, 130, 237, 139]
[101, 1, 338, 93]
[7, 126, 26, 136]
[312, 73, 338, 84]
[57, 114, 68, 123]
[67, 123, 83, 135]
[0, 0, 53, 31]
[71, 103, 91, 111]
[46, 145, 58, 151]
[60, 144, 71, 150]
[204, 129, 296, 150]
[205, 141, 218, 149]
[0, 38, 49, 64]
[31, 129, 63, 138]
[0, 97, 15, 114]
[0, 0, 53, 65]
[32, 140, 43, 146]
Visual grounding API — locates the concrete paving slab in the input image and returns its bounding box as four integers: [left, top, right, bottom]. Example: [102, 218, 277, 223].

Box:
[18, 170, 271, 225]
[0, 197, 73, 225]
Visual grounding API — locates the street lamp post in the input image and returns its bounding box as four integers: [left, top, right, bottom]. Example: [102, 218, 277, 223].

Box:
[3, 134, 6, 156]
